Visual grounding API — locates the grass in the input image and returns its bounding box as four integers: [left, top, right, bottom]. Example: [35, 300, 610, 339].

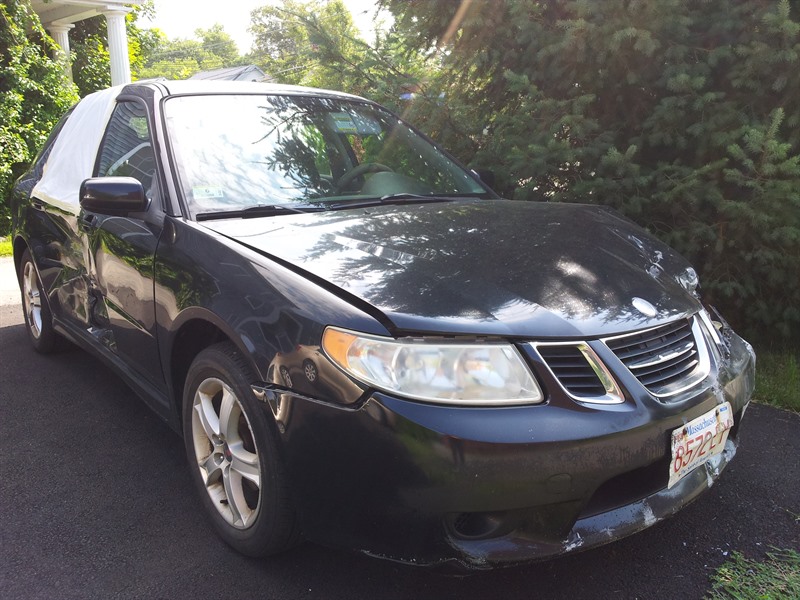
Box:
[0, 237, 11, 257]
[707, 549, 800, 599]
[753, 350, 800, 413]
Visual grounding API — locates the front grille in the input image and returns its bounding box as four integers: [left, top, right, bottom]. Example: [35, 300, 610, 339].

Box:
[537, 345, 606, 397]
[605, 318, 706, 397]
[535, 342, 623, 404]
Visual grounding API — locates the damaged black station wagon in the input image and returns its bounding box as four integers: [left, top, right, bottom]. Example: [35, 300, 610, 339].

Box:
[10, 81, 755, 569]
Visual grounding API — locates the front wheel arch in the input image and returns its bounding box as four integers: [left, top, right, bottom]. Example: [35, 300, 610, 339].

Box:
[182, 341, 301, 556]
[12, 236, 28, 283]
[168, 318, 228, 425]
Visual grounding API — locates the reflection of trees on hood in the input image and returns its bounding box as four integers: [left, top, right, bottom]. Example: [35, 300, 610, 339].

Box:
[300, 202, 691, 326]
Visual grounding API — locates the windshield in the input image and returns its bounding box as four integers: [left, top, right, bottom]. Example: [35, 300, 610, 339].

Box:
[163, 93, 487, 216]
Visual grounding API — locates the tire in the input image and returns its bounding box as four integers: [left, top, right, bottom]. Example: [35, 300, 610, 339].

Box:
[182, 342, 301, 557]
[19, 248, 60, 353]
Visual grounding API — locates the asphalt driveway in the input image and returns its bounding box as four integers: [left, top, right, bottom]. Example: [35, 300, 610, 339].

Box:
[0, 256, 797, 599]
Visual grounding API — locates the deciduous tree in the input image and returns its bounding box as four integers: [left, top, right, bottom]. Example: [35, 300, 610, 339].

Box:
[136, 24, 243, 80]
[0, 0, 78, 235]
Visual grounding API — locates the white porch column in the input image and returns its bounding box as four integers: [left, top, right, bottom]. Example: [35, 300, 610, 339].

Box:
[47, 23, 75, 82]
[103, 9, 132, 86]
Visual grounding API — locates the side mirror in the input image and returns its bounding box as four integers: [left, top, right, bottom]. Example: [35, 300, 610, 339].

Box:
[472, 169, 496, 189]
[79, 177, 149, 215]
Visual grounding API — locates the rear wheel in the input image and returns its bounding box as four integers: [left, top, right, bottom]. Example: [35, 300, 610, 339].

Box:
[19, 249, 59, 353]
[183, 342, 300, 556]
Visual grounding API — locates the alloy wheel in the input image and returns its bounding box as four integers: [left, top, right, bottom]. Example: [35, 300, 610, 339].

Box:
[190, 377, 261, 529]
[22, 261, 43, 339]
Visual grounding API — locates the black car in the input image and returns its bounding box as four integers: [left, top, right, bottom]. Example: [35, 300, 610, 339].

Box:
[9, 80, 755, 570]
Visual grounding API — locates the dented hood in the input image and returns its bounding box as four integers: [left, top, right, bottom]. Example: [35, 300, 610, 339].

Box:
[203, 199, 701, 338]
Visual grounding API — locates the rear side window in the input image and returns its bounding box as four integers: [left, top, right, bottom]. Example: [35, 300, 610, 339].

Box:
[96, 101, 157, 196]
[30, 107, 75, 179]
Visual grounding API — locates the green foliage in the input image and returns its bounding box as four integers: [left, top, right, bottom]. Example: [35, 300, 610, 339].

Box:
[706, 548, 800, 599]
[754, 349, 800, 413]
[137, 24, 243, 80]
[70, 2, 157, 96]
[0, 238, 12, 257]
[247, 0, 434, 117]
[0, 0, 78, 236]
[197, 24, 240, 66]
[70, 18, 111, 95]
[248, 0, 361, 87]
[380, 0, 800, 343]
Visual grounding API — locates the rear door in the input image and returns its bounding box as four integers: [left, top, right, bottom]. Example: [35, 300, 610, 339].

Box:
[20, 109, 95, 332]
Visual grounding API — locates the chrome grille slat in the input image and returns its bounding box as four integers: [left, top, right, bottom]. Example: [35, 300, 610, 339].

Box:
[605, 317, 709, 397]
[637, 358, 699, 386]
[610, 327, 693, 361]
[629, 347, 697, 377]
[626, 341, 694, 369]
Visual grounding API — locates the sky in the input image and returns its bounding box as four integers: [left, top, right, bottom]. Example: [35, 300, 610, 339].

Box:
[142, 0, 389, 54]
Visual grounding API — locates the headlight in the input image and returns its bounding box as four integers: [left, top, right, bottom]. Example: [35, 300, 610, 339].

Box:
[322, 327, 543, 405]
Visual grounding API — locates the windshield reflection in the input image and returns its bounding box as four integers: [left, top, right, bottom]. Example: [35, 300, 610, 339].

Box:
[164, 94, 486, 217]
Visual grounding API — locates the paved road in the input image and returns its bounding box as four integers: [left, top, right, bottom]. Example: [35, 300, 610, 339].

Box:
[0, 255, 798, 599]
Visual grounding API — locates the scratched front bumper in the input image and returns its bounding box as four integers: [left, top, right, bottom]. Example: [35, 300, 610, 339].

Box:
[265, 330, 755, 570]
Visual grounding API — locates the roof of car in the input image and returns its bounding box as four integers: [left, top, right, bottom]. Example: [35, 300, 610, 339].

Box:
[132, 79, 371, 104]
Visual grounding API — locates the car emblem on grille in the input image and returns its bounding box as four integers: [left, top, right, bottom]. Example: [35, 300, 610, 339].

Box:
[632, 297, 658, 317]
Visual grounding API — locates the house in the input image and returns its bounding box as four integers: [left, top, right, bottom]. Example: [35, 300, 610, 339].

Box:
[31, 0, 140, 86]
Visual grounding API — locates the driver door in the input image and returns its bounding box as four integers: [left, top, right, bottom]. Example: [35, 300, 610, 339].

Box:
[81, 98, 165, 391]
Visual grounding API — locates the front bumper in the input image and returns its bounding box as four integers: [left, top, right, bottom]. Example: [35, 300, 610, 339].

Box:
[255, 330, 756, 569]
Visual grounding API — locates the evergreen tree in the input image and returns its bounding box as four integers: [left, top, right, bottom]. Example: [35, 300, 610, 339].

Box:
[381, 0, 800, 342]
[248, 0, 374, 90]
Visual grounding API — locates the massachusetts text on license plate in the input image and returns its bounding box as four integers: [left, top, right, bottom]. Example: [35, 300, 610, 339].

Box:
[669, 402, 734, 489]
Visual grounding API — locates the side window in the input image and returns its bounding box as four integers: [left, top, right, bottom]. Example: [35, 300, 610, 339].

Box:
[32, 107, 75, 178]
[96, 101, 157, 197]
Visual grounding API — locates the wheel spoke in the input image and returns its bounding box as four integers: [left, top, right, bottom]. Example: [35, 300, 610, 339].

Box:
[222, 467, 246, 526]
[218, 386, 238, 440]
[194, 390, 220, 440]
[228, 442, 260, 487]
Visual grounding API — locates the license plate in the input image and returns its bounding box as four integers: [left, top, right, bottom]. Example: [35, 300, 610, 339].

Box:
[668, 402, 734, 489]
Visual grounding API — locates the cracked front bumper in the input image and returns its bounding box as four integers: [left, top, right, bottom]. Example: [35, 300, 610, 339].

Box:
[260, 330, 755, 569]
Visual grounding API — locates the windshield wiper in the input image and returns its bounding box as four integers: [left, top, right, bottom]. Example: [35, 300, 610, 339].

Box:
[327, 194, 453, 210]
[196, 203, 322, 221]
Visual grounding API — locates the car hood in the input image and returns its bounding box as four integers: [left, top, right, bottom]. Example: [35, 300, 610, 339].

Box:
[203, 199, 701, 338]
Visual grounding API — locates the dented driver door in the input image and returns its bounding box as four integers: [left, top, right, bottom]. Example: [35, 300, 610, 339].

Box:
[80, 98, 166, 392]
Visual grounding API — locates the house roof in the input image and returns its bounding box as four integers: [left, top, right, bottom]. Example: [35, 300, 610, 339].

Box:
[189, 65, 270, 82]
